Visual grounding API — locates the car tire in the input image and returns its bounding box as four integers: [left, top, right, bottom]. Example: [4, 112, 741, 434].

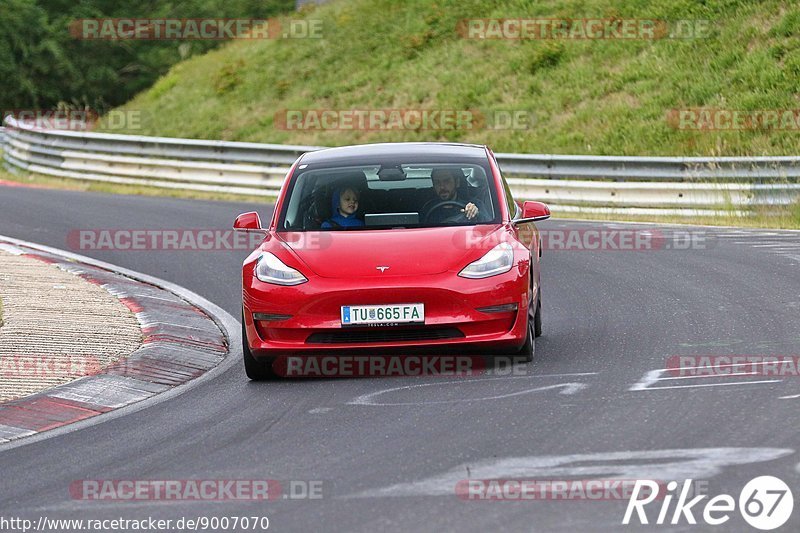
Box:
[534, 292, 542, 338]
[242, 313, 277, 381]
[516, 294, 535, 363]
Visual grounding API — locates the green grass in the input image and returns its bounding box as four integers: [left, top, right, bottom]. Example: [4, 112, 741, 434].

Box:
[10, 0, 800, 229]
[100, 0, 800, 157]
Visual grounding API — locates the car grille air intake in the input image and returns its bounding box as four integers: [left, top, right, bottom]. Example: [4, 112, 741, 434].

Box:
[306, 327, 464, 344]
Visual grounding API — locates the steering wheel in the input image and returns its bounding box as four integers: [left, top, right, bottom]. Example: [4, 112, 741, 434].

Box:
[422, 200, 469, 223]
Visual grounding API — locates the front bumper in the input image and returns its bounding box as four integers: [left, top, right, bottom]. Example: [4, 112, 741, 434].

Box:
[243, 269, 532, 358]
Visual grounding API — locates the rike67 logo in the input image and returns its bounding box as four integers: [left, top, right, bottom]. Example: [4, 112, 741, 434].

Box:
[623, 476, 794, 530]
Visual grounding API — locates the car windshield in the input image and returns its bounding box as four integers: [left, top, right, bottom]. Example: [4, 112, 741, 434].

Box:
[278, 161, 501, 231]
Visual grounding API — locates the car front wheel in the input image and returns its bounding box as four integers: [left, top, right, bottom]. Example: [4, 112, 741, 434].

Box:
[516, 293, 536, 363]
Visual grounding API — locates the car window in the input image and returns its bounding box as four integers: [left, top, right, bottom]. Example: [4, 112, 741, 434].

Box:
[502, 175, 517, 219]
[279, 162, 501, 231]
[490, 152, 517, 219]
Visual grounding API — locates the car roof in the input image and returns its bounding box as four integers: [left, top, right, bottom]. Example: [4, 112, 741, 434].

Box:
[299, 142, 489, 166]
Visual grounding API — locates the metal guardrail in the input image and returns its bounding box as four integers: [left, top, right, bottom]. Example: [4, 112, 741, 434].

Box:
[2, 116, 799, 216]
[498, 153, 800, 181]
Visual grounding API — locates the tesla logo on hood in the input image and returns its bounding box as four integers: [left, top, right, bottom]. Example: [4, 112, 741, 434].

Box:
[376, 266, 390, 273]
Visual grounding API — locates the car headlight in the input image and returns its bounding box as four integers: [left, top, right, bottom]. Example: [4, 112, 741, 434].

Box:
[255, 253, 307, 286]
[459, 242, 514, 279]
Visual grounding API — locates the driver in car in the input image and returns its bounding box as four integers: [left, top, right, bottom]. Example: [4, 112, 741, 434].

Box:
[425, 168, 483, 223]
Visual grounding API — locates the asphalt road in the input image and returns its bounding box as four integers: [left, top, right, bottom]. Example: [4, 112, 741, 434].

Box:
[1, 185, 800, 532]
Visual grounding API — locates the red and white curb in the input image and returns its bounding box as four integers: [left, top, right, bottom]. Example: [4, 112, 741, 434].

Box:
[0, 235, 239, 446]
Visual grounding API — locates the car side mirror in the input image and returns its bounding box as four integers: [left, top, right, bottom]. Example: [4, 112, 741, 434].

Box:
[233, 211, 264, 231]
[515, 201, 551, 224]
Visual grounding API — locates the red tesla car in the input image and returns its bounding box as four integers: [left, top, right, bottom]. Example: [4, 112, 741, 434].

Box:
[234, 143, 550, 379]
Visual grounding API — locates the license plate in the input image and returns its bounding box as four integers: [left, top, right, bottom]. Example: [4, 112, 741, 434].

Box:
[341, 303, 424, 326]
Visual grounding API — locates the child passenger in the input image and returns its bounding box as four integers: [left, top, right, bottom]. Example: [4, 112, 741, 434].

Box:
[321, 187, 365, 229]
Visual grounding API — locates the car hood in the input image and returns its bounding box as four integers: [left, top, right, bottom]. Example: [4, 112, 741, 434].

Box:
[277, 226, 502, 278]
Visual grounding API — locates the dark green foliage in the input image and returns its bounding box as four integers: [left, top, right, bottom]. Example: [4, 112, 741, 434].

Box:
[0, 0, 293, 111]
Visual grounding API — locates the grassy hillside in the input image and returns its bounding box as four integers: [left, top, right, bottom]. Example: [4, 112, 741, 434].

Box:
[101, 0, 800, 156]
